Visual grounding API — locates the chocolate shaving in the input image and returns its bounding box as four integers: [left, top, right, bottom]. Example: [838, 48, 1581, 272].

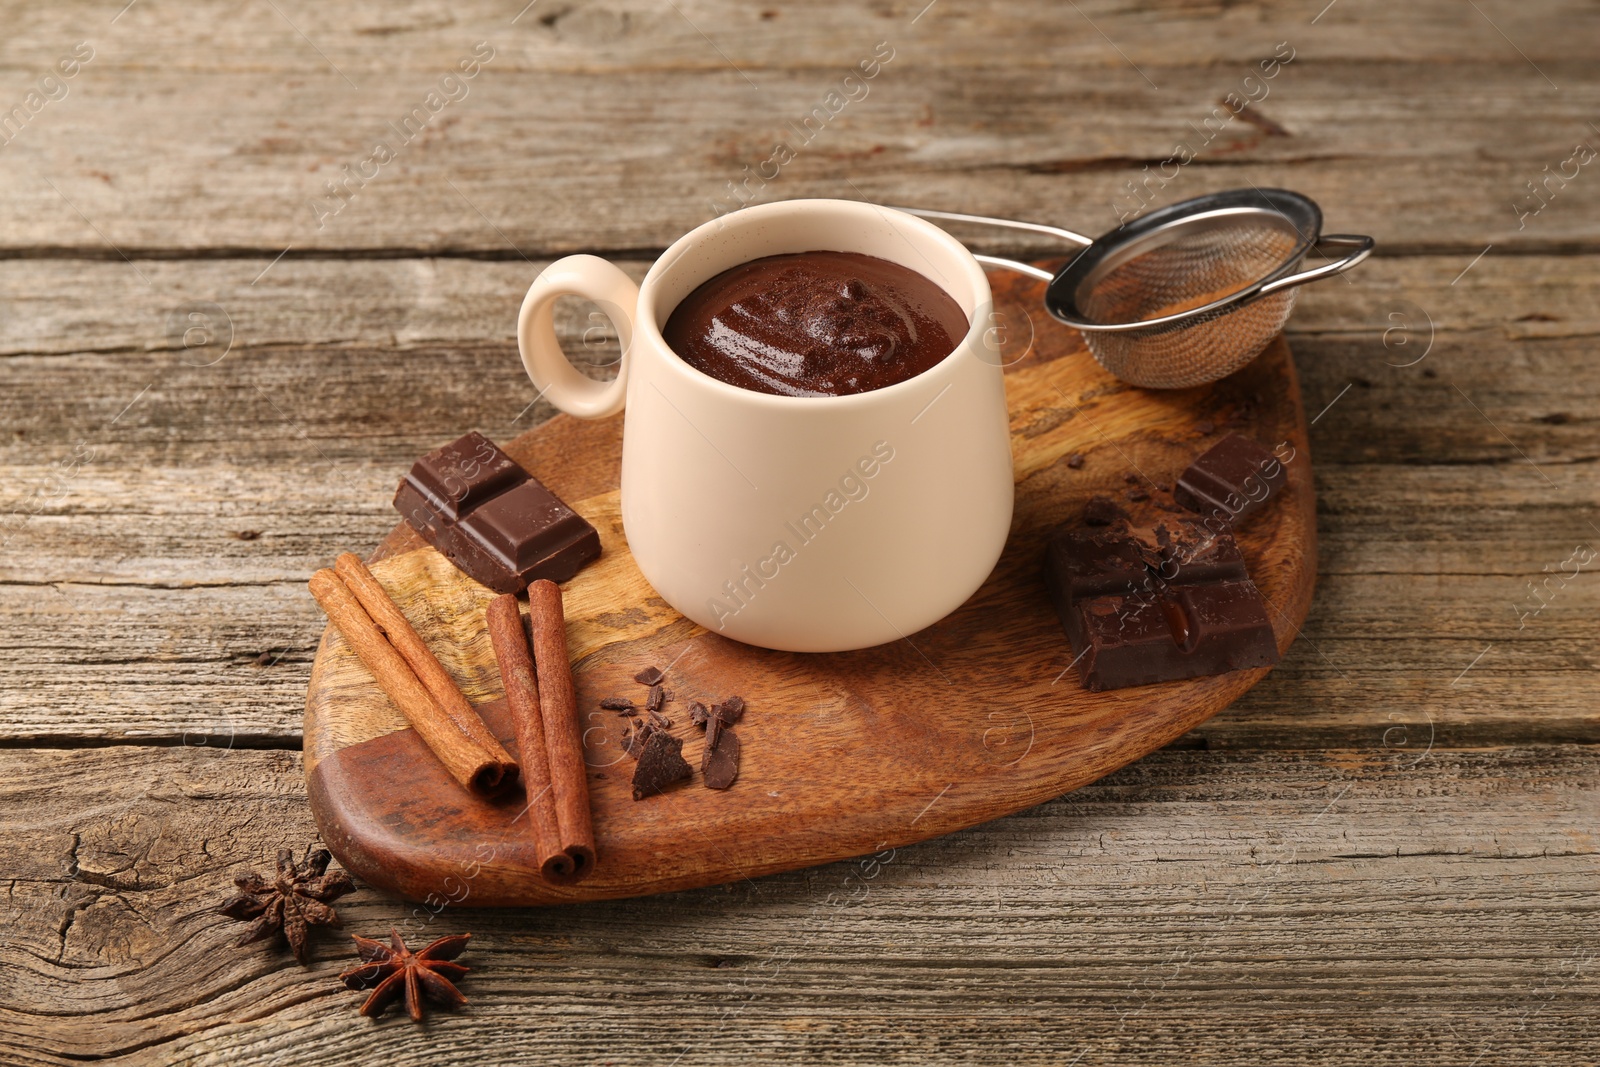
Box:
[702, 728, 741, 790]
[714, 695, 746, 724]
[631, 732, 692, 799]
[706, 712, 725, 753]
[633, 666, 664, 686]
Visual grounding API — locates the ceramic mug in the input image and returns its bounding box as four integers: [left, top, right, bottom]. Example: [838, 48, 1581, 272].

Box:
[517, 198, 1013, 652]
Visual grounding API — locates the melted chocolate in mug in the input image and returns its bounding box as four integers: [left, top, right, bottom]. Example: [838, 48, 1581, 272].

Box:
[662, 251, 969, 398]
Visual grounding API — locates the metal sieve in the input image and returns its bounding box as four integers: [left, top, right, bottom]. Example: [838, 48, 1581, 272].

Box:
[895, 188, 1374, 389]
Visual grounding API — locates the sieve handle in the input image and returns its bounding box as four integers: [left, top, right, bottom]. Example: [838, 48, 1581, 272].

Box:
[887, 206, 1095, 247]
[889, 206, 1091, 282]
[1255, 234, 1375, 297]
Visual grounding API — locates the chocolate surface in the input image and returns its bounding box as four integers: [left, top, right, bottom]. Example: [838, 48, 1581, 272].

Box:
[662, 251, 968, 397]
[394, 431, 600, 594]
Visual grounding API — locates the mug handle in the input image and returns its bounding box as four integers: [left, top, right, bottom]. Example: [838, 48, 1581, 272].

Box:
[517, 255, 639, 419]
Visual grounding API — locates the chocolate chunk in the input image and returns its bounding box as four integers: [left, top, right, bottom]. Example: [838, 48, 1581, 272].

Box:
[1045, 521, 1277, 691]
[1068, 582, 1277, 689]
[599, 696, 635, 712]
[394, 431, 600, 593]
[706, 712, 725, 752]
[1081, 495, 1126, 527]
[702, 728, 741, 790]
[646, 684, 665, 713]
[648, 709, 672, 730]
[1173, 434, 1286, 528]
[1066, 453, 1086, 470]
[631, 732, 692, 799]
[633, 666, 664, 686]
[688, 701, 710, 728]
[714, 695, 746, 724]
[1195, 419, 1216, 435]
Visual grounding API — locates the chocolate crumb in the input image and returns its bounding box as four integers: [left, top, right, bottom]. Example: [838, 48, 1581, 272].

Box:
[632, 732, 692, 799]
[646, 684, 665, 713]
[1195, 419, 1216, 434]
[253, 650, 277, 667]
[1156, 481, 1171, 492]
[634, 666, 664, 686]
[1082, 495, 1125, 527]
[702, 728, 741, 790]
[689, 701, 710, 727]
[599, 696, 635, 712]
[1066, 453, 1085, 470]
[1123, 472, 1141, 485]
[1126, 487, 1149, 502]
[232, 530, 262, 541]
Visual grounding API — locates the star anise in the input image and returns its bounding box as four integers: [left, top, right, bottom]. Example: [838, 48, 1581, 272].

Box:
[340, 929, 472, 1021]
[219, 846, 356, 965]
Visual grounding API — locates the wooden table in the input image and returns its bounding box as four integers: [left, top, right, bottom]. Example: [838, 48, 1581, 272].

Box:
[3, 2, 1596, 1062]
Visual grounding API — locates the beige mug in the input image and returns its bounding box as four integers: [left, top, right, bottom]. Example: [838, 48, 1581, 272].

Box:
[517, 199, 1013, 652]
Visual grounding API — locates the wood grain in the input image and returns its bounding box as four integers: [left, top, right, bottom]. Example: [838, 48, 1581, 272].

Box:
[1, 3, 1598, 255]
[2, 740, 1596, 1065]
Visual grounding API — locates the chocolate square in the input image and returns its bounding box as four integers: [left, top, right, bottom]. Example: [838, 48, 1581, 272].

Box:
[393, 431, 601, 593]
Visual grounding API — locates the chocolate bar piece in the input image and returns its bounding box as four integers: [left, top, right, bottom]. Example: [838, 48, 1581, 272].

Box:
[394, 431, 600, 594]
[1173, 434, 1286, 527]
[1045, 518, 1278, 691]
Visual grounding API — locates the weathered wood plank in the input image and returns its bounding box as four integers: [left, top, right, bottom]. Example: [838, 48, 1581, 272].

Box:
[6, 251, 1600, 361]
[1, 278, 1595, 472]
[0, 741, 1596, 1064]
[1, 566, 1591, 744]
[0, 2, 1596, 253]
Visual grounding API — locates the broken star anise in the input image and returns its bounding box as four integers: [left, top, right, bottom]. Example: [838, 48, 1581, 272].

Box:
[219, 846, 356, 965]
[340, 929, 472, 1021]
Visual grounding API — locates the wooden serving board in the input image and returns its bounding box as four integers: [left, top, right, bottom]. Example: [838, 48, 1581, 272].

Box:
[304, 267, 1317, 907]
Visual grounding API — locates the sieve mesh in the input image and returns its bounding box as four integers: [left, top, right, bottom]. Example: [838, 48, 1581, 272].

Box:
[896, 191, 1373, 390]
[1073, 213, 1307, 389]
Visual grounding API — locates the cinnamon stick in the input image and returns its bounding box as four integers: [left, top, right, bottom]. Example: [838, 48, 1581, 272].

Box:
[485, 594, 575, 883]
[525, 579, 597, 876]
[308, 568, 514, 797]
[333, 553, 518, 778]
